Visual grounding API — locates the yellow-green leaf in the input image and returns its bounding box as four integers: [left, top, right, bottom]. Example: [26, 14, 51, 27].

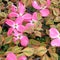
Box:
[50, 53, 58, 60]
[12, 46, 22, 53]
[22, 47, 34, 56]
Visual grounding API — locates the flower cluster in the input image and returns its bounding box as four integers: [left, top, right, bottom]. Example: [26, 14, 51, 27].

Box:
[5, 0, 51, 47]
[5, 1, 38, 47]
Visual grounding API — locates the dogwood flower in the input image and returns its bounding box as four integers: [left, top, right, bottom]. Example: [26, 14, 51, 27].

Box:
[32, 0, 51, 17]
[25, 12, 37, 31]
[5, 17, 25, 36]
[49, 28, 60, 47]
[13, 30, 29, 47]
[6, 52, 27, 60]
[8, 2, 32, 20]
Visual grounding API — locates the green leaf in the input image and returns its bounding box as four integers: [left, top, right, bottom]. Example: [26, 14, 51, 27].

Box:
[29, 39, 40, 46]
[12, 46, 22, 54]
[4, 36, 13, 44]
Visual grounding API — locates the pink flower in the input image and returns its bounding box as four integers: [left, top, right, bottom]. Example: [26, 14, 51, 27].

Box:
[24, 12, 37, 22]
[10, 4, 17, 12]
[5, 17, 25, 36]
[25, 12, 37, 31]
[49, 28, 60, 47]
[6, 52, 27, 60]
[8, 2, 32, 20]
[13, 30, 29, 47]
[32, 0, 51, 17]
[6, 52, 17, 60]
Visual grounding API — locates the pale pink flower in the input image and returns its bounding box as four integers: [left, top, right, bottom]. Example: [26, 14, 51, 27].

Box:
[49, 28, 60, 47]
[13, 30, 29, 47]
[6, 52, 27, 60]
[32, 0, 51, 17]
[5, 17, 25, 36]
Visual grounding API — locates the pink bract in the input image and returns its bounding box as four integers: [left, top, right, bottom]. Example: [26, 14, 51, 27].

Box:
[6, 52, 27, 60]
[13, 30, 29, 47]
[5, 17, 25, 33]
[49, 28, 59, 39]
[8, 2, 32, 20]
[40, 9, 50, 17]
[49, 28, 60, 47]
[20, 36, 29, 47]
[32, 0, 51, 17]
[51, 39, 60, 47]
[6, 52, 17, 60]
[10, 4, 17, 12]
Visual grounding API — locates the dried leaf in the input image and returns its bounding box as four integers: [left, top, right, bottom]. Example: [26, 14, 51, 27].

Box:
[50, 53, 58, 60]
[36, 46, 47, 56]
[0, 26, 2, 33]
[46, 20, 54, 25]
[56, 23, 60, 32]
[53, 8, 59, 16]
[54, 16, 60, 22]
[34, 31, 41, 37]
[42, 54, 51, 60]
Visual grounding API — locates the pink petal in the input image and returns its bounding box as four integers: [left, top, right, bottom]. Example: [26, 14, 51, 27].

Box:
[32, 1, 41, 9]
[20, 36, 29, 47]
[18, 56, 27, 60]
[49, 28, 59, 38]
[10, 4, 17, 12]
[8, 12, 19, 18]
[13, 37, 18, 44]
[25, 23, 34, 30]
[17, 25, 25, 33]
[46, 0, 51, 7]
[51, 39, 60, 47]
[15, 17, 23, 24]
[32, 12, 37, 21]
[5, 19, 14, 27]
[13, 29, 22, 37]
[7, 28, 13, 36]
[22, 13, 32, 20]
[18, 2, 25, 15]
[40, 9, 50, 17]
[6, 52, 17, 60]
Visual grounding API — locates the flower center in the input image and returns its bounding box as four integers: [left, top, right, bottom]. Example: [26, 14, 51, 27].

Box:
[57, 34, 60, 39]
[13, 24, 18, 29]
